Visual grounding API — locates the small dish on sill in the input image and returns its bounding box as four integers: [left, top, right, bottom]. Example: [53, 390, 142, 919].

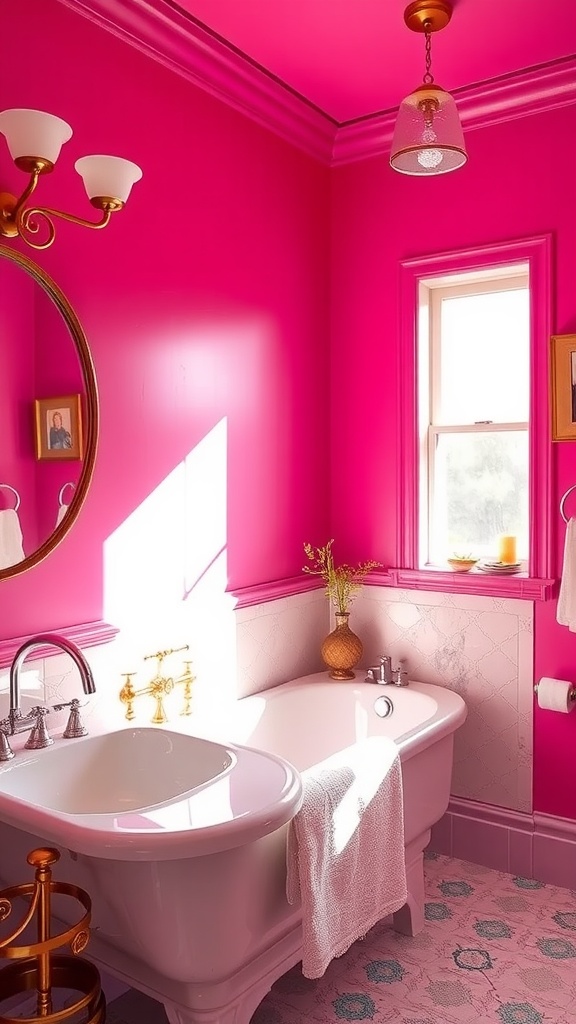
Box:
[446, 556, 479, 573]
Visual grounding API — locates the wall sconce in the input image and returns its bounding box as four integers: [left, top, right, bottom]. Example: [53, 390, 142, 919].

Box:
[0, 108, 142, 249]
[390, 0, 467, 176]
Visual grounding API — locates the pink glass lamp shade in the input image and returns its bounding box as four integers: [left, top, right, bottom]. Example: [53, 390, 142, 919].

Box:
[390, 82, 467, 176]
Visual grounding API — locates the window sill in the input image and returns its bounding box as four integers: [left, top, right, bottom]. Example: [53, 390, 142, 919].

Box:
[366, 568, 556, 601]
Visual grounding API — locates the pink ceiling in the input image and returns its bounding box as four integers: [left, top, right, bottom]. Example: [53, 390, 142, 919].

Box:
[173, 0, 575, 122]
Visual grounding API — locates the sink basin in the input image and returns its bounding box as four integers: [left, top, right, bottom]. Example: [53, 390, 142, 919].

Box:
[0, 728, 235, 814]
[0, 725, 302, 860]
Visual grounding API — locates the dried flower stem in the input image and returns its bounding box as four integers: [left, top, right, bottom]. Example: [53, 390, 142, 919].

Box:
[303, 539, 381, 615]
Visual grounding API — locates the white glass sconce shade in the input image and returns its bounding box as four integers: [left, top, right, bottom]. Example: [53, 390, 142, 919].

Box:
[0, 109, 73, 164]
[390, 84, 467, 175]
[75, 155, 143, 203]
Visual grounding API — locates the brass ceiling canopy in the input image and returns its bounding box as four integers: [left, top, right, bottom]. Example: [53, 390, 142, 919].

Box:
[404, 0, 453, 33]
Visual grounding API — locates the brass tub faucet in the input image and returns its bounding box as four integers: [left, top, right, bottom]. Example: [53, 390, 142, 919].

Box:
[119, 645, 195, 723]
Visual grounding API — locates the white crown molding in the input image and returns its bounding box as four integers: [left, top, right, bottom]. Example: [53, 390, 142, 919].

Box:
[332, 56, 576, 165]
[58, 1, 576, 167]
[56, 0, 337, 164]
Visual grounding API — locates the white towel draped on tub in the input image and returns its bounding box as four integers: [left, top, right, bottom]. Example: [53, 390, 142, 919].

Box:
[0, 507, 25, 569]
[557, 518, 576, 631]
[286, 735, 407, 979]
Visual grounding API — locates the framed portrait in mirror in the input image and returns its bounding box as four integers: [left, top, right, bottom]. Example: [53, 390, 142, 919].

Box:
[34, 394, 83, 460]
[550, 334, 576, 442]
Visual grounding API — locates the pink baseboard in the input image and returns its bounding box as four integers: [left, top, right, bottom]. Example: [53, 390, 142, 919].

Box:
[430, 796, 576, 890]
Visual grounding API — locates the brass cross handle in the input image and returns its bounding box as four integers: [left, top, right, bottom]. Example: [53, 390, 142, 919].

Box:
[176, 660, 196, 716]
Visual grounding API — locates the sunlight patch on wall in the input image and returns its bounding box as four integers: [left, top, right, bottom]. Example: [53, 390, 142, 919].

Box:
[103, 419, 238, 699]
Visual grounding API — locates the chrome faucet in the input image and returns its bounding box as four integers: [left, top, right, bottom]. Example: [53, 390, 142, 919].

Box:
[0, 633, 95, 761]
[365, 655, 393, 684]
[365, 655, 409, 687]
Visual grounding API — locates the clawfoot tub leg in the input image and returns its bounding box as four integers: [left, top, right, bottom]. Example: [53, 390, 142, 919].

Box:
[392, 831, 429, 937]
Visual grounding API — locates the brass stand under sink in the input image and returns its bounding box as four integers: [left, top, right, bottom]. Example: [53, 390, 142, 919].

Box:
[0, 847, 105, 1023]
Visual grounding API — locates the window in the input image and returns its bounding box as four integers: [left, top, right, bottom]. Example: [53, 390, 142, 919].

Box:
[397, 237, 553, 598]
[419, 269, 530, 567]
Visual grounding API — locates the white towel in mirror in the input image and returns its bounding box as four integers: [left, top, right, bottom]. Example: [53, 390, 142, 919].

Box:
[0, 508, 25, 569]
[56, 503, 69, 527]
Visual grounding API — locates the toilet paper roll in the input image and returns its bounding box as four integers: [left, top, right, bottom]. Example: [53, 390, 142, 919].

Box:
[536, 677, 576, 713]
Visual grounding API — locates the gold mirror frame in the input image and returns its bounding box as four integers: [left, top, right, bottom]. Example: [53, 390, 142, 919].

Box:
[0, 243, 99, 581]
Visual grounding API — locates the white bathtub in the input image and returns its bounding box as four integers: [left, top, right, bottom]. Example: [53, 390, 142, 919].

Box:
[0, 672, 466, 1024]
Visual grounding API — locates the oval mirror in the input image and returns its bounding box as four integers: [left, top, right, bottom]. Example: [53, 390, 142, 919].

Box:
[0, 244, 98, 580]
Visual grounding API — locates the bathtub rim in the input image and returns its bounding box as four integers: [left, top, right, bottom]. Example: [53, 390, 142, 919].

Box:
[237, 672, 467, 764]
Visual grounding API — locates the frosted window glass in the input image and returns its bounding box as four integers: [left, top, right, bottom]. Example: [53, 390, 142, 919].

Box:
[431, 430, 528, 561]
[439, 289, 529, 424]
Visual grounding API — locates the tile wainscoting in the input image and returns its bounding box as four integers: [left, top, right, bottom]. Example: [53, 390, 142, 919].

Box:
[355, 586, 534, 813]
[1, 584, 534, 806]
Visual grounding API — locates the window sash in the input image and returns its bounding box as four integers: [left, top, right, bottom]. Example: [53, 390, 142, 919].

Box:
[429, 275, 529, 427]
[425, 423, 529, 567]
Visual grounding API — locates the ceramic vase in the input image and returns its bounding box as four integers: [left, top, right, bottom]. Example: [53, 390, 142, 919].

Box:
[321, 611, 363, 680]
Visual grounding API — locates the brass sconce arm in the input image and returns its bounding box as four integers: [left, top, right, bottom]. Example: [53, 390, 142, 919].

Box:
[0, 166, 120, 251]
[0, 108, 142, 251]
[16, 200, 117, 251]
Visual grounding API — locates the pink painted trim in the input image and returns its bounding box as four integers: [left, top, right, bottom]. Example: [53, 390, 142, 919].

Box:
[333, 56, 576, 165]
[0, 621, 119, 670]
[391, 569, 554, 601]
[230, 576, 323, 609]
[397, 236, 553, 595]
[231, 570, 396, 608]
[57, 2, 575, 167]
[57, 0, 335, 164]
[433, 797, 576, 886]
[449, 796, 533, 831]
[533, 812, 576, 840]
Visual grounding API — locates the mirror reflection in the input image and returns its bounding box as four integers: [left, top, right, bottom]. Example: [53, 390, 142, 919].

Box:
[0, 246, 98, 578]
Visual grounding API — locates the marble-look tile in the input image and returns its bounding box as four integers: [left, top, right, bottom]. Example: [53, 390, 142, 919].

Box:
[356, 588, 534, 813]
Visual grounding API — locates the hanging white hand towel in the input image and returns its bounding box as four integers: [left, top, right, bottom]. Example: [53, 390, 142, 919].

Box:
[557, 517, 576, 631]
[0, 508, 25, 569]
[286, 735, 407, 979]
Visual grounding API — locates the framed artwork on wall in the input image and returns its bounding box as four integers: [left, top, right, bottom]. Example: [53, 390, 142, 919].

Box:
[550, 334, 576, 442]
[34, 394, 83, 460]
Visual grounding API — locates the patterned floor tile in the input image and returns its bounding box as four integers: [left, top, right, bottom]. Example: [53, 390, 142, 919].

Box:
[107, 854, 576, 1024]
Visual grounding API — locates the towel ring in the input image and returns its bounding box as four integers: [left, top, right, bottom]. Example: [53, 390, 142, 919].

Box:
[58, 482, 76, 507]
[560, 484, 576, 524]
[0, 483, 21, 511]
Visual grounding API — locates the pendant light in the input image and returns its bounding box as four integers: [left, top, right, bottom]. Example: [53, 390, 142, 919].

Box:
[390, 0, 467, 176]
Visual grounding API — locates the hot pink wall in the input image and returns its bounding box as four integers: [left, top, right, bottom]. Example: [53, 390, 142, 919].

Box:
[331, 107, 576, 819]
[0, 0, 331, 636]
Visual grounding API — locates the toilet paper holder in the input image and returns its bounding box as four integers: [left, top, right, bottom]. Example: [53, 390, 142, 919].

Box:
[534, 680, 576, 701]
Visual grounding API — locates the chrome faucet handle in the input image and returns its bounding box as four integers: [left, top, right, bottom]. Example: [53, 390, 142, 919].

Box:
[24, 707, 54, 750]
[0, 726, 14, 761]
[53, 698, 88, 738]
[392, 667, 409, 687]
